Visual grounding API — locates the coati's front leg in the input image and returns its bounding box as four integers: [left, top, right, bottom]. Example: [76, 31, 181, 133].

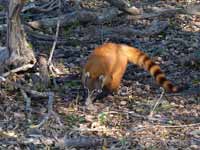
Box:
[95, 89, 112, 100]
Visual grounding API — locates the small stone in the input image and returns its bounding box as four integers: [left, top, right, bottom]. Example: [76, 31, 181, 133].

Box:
[190, 144, 199, 149]
[190, 130, 200, 138]
[120, 101, 127, 105]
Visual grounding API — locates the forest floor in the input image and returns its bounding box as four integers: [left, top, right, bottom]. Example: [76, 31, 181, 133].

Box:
[0, 0, 200, 149]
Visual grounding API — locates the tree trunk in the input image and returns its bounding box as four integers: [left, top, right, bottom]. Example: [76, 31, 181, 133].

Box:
[0, 0, 35, 72]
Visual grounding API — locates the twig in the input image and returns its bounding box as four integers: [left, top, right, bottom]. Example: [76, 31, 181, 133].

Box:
[131, 122, 200, 133]
[22, 0, 59, 13]
[0, 76, 63, 128]
[37, 54, 50, 87]
[150, 122, 200, 129]
[149, 88, 165, 117]
[1, 63, 35, 77]
[41, 0, 57, 9]
[62, 136, 103, 148]
[0, 135, 104, 148]
[47, 0, 61, 65]
[105, 0, 141, 15]
[0, 76, 46, 96]
[73, 127, 118, 132]
[0, 76, 6, 81]
[20, 89, 32, 123]
[106, 110, 163, 122]
[156, 122, 200, 128]
[31, 92, 63, 128]
[46, 0, 63, 79]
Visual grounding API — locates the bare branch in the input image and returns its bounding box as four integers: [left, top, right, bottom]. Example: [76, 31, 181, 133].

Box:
[27, 8, 119, 29]
[48, 0, 61, 65]
[1, 63, 35, 77]
[105, 0, 141, 15]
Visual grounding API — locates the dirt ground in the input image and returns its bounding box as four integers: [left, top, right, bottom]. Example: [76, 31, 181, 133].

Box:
[0, 0, 200, 149]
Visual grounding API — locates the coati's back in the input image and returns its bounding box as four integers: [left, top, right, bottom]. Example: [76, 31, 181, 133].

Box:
[82, 43, 178, 95]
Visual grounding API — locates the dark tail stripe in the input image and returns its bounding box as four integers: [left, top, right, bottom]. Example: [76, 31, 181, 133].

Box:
[166, 83, 173, 91]
[157, 76, 167, 85]
[134, 49, 178, 93]
[153, 69, 163, 78]
[146, 61, 155, 71]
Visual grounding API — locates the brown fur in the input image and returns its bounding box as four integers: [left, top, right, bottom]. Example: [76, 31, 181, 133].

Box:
[82, 43, 178, 93]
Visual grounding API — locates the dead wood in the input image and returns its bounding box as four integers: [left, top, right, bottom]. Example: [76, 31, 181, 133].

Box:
[0, 2, 200, 34]
[20, 20, 169, 46]
[0, 0, 36, 73]
[37, 54, 50, 87]
[106, 0, 200, 18]
[83, 20, 169, 42]
[1, 63, 35, 77]
[20, 89, 32, 122]
[22, 0, 59, 13]
[105, 0, 141, 15]
[25, 5, 200, 30]
[0, 47, 9, 73]
[0, 76, 62, 128]
[0, 135, 104, 148]
[32, 91, 63, 128]
[27, 8, 119, 29]
[60, 136, 104, 148]
[47, 13, 64, 77]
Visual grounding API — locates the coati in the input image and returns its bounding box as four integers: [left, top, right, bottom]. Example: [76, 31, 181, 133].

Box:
[82, 43, 178, 105]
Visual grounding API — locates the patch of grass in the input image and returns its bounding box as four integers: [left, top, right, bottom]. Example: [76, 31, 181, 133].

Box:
[64, 114, 85, 128]
[154, 101, 174, 112]
[0, 5, 4, 11]
[4, 83, 15, 92]
[146, 145, 159, 150]
[119, 137, 127, 147]
[64, 80, 80, 88]
[64, 21, 80, 37]
[151, 47, 166, 56]
[27, 42, 33, 49]
[167, 120, 175, 125]
[98, 112, 108, 125]
[33, 82, 47, 92]
[192, 79, 200, 85]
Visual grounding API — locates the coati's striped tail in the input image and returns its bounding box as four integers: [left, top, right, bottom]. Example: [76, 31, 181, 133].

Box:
[122, 45, 178, 92]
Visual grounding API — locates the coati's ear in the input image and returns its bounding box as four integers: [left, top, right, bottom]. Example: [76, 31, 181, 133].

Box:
[85, 72, 90, 78]
[98, 75, 106, 89]
[82, 71, 90, 88]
